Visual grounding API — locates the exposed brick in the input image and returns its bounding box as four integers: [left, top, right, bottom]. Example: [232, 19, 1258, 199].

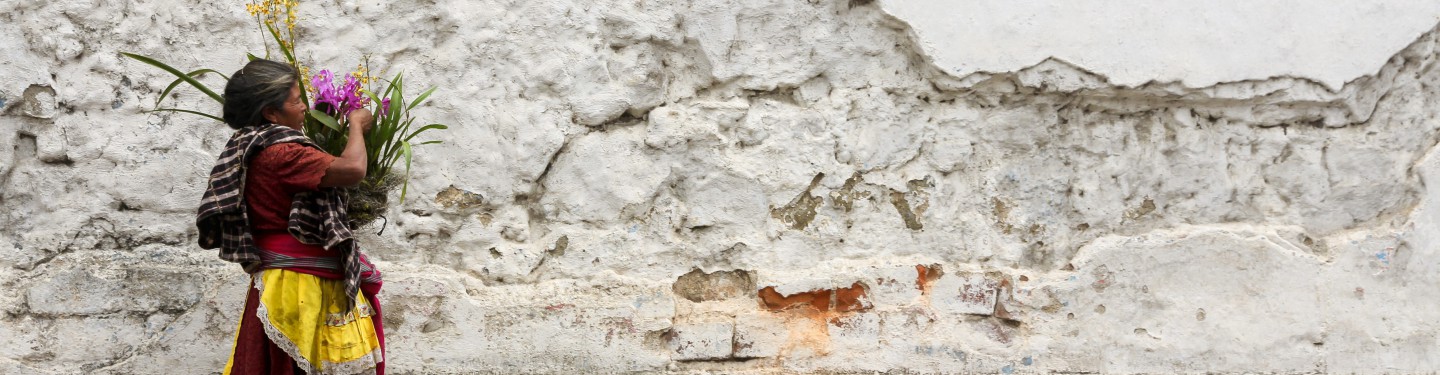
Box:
[867, 265, 927, 306]
[916, 264, 943, 294]
[758, 282, 870, 312]
[770, 173, 825, 230]
[993, 299, 1016, 321]
[759, 286, 831, 311]
[985, 319, 1017, 345]
[930, 271, 999, 316]
[732, 313, 786, 358]
[667, 321, 734, 361]
[991, 274, 1020, 321]
[434, 185, 486, 209]
[672, 268, 756, 302]
[833, 282, 871, 312]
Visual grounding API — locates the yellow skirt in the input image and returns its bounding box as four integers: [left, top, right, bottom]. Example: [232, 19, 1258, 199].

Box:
[225, 269, 383, 374]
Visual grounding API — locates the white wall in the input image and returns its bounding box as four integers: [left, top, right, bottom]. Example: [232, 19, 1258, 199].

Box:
[884, 0, 1440, 88]
[1, 0, 1438, 373]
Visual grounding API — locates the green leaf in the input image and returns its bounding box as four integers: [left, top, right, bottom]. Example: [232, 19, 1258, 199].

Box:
[265, 25, 296, 65]
[121, 52, 225, 104]
[389, 79, 405, 119]
[406, 86, 436, 111]
[146, 108, 225, 123]
[247, 53, 260, 61]
[362, 89, 383, 109]
[380, 117, 409, 158]
[380, 75, 399, 99]
[399, 141, 413, 203]
[413, 140, 443, 146]
[403, 124, 448, 143]
[308, 110, 342, 132]
[387, 73, 403, 97]
[198, 69, 228, 81]
[157, 69, 228, 108]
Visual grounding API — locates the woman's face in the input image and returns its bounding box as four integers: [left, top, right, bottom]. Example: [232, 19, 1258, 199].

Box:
[264, 83, 307, 130]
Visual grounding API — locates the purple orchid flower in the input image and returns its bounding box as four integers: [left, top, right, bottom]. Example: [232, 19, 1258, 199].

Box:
[310, 69, 372, 119]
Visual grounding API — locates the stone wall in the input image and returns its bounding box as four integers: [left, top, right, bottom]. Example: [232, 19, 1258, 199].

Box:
[2, 0, 1439, 373]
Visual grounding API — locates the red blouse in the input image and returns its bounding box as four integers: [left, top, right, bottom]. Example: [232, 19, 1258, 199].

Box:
[245, 143, 336, 231]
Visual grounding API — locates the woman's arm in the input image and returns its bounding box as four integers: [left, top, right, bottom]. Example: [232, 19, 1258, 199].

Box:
[318, 109, 373, 187]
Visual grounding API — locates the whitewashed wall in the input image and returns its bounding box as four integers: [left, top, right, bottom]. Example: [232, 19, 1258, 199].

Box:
[2, 0, 1439, 373]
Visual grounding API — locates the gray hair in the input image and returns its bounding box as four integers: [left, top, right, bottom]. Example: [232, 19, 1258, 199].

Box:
[222, 59, 298, 129]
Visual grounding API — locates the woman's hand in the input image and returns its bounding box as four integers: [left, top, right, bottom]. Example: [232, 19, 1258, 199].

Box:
[320, 109, 374, 187]
[347, 109, 374, 134]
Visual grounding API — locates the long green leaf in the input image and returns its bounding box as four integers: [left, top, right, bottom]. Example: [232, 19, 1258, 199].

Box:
[157, 69, 228, 108]
[381, 117, 411, 168]
[370, 108, 397, 139]
[362, 89, 383, 109]
[403, 124, 448, 143]
[406, 87, 435, 111]
[378, 144, 406, 179]
[121, 52, 224, 104]
[147, 108, 225, 123]
[380, 78, 397, 100]
[400, 141, 413, 203]
[377, 85, 406, 166]
[362, 101, 387, 163]
[366, 116, 391, 168]
[308, 110, 342, 132]
[385, 73, 403, 99]
[265, 25, 295, 65]
[187, 69, 228, 82]
[389, 78, 405, 119]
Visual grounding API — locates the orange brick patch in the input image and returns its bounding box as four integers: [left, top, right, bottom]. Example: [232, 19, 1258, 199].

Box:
[758, 282, 871, 312]
[916, 264, 943, 294]
[759, 287, 831, 311]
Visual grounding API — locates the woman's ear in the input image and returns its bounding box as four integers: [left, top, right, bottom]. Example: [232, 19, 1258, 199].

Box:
[260, 106, 278, 124]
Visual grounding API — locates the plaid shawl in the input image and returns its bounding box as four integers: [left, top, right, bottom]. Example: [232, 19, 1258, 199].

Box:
[196, 124, 376, 311]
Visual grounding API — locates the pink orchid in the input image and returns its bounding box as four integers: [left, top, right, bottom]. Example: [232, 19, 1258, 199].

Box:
[310, 69, 371, 118]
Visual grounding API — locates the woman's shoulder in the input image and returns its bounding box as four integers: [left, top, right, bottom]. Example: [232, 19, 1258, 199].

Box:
[254, 142, 334, 167]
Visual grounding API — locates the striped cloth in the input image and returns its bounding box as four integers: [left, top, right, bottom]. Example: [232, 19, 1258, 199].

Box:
[255, 232, 384, 286]
[196, 124, 375, 312]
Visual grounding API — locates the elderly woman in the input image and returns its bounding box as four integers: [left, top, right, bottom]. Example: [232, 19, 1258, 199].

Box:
[196, 59, 386, 374]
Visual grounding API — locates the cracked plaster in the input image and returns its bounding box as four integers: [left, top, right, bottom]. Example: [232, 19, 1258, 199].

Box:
[2, 0, 1439, 373]
[883, 0, 1440, 89]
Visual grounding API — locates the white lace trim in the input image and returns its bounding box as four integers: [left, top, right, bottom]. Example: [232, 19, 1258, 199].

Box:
[322, 347, 383, 375]
[251, 272, 383, 375]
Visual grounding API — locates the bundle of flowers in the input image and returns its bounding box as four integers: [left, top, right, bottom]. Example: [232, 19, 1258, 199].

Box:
[123, 0, 447, 229]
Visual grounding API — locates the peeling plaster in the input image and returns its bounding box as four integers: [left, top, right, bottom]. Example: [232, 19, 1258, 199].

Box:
[882, 0, 1440, 89]
[4, 0, 1440, 373]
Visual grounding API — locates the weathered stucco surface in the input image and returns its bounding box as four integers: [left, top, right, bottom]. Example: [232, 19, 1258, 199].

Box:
[2, 0, 1439, 373]
[885, 0, 1440, 89]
